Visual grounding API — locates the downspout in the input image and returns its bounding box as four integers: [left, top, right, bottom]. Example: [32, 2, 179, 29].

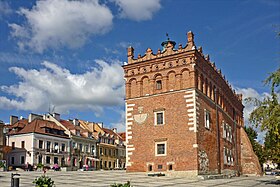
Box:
[233, 109, 240, 176]
[215, 88, 221, 174]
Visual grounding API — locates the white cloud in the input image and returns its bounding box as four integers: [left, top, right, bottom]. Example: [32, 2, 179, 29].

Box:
[0, 2, 12, 18]
[113, 0, 161, 21]
[0, 60, 124, 116]
[9, 0, 113, 53]
[110, 109, 125, 132]
[235, 87, 269, 125]
[235, 87, 278, 142]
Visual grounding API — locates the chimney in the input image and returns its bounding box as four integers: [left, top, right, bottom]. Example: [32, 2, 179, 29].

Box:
[10, 116, 18, 125]
[97, 122, 103, 128]
[52, 113, 60, 121]
[73, 119, 79, 126]
[28, 113, 43, 123]
[112, 128, 117, 133]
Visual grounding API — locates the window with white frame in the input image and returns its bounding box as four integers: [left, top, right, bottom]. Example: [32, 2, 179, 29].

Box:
[204, 109, 211, 129]
[223, 147, 234, 166]
[154, 110, 165, 125]
[155, 141, 167, 156]
[223, 122, 233, 143]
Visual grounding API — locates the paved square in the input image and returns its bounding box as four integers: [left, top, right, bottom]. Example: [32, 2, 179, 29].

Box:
[0, 170, 279, 187]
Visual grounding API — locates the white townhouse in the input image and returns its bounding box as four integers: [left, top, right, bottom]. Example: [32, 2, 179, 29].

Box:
[7, 114, 70, 169]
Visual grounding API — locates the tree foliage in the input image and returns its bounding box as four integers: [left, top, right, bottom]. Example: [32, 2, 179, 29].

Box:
[246, 67, 280, 163]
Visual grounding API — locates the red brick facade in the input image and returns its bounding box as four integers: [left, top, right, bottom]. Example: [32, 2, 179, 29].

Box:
[123, 32, 244, 176]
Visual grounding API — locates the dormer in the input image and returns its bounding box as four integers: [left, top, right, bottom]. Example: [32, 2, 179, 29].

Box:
[73, 119, 79, 126]
[76, 129, 80, 136]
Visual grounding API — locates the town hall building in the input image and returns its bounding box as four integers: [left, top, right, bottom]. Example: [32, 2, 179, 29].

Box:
[123, 31, 245, 177]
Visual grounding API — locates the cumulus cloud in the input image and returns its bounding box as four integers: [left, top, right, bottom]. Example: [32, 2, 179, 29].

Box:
[235, 87, 269, 125]
[110, 109, 125, 132]
[235, 87, 279, 143]
[9, 0, 113, 52]
[113, 0, 161, 21]
[0, 60, 124, 116]
[0, 1, 12, 18]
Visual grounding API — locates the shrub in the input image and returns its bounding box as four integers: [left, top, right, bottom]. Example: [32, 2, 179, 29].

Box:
[110, 181, 131, 187]
[37, 163, 44, 169]
[33, 175, 55, 187]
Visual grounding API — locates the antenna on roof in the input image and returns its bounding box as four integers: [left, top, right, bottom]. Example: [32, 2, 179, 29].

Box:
[51, 106, 56, 113]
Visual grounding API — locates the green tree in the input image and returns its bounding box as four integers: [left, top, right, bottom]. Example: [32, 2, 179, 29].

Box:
[246, 67, 280, 163]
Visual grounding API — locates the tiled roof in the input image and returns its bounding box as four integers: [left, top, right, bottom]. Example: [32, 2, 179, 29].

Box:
[102, 128, 123, 139]
[118, 132, 126, 141]
[8, 119, 69, 138]
[60, 120, 90, 138]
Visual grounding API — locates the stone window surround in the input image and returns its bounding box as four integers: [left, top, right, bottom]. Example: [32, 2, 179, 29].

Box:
[204, 109, 210, 129]
[155, 141, 167, 156]
[154, 109, 165, 126]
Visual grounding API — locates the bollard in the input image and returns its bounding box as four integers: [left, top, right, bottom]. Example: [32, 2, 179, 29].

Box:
[11, 173, 20, 187]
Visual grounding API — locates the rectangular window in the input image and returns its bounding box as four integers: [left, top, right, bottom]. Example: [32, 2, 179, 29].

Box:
[61, 157, 65, 166]
[46, 141, 51, 152]
[91, 145, 95, 154]
[204, 109, 210, 129]
[155, 142, 167, 156]
[168, 164, 173, 170]
[12, 142, 15, 149]
[20, 156, 24, 164]
[148, 165, 153, 171]
[156, 80, 162, 90]
[38, 155, 42, 164]
[79, 143, 83, 151]
[158, 165, 163, 169]
[154, 111, 165, 125]
[39, 140, 43, 149]
[72, 142, 77, 149]
[100, 148, 103, 155]
[85, 145, 89, 153]
[54, 157, 58, 164]
[76, 130, 80, 136]
[21, 141, 25, 148]
[61, 143, 65, 152]
[46, 156, 50, 164]
[54, 142, 59, 153]
[11, 157, 14, 165]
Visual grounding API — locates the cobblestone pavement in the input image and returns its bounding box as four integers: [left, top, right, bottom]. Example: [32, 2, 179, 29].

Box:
[0, 170, 279, 187]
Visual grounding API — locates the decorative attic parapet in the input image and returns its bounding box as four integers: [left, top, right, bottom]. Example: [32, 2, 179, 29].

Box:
[127, 31, 196, 64]
[125, 31, 243, 103]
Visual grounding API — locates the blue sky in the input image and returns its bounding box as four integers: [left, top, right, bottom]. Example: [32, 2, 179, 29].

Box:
[0, 0, 279, 134]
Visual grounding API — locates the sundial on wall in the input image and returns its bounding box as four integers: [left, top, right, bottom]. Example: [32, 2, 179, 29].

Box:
[133, 107, 148, 125]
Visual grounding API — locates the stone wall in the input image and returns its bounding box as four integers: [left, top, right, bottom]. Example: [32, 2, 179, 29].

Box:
[240, 127, 262, 176]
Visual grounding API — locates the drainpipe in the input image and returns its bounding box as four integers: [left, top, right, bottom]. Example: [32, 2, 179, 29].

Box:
[233, 109, 240, 176]
[214, 88, 221, 174]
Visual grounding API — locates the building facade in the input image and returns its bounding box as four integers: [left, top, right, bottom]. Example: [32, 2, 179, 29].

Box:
[7, 115, 70, 169]
[79, 120, 126, 170]
[44, 113, 98, 170]
[123, 32, 244, 177]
